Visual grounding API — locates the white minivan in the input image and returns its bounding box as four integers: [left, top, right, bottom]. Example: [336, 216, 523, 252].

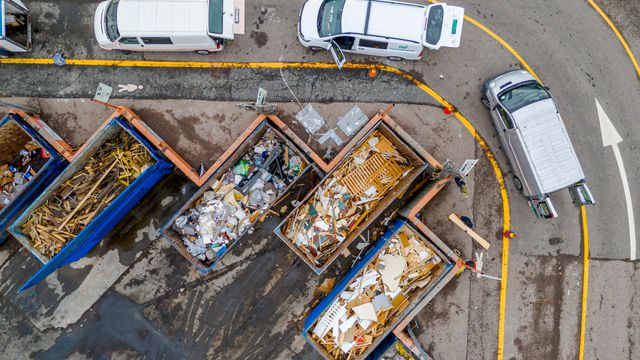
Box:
[298, 0, 464, 67]
[94, 0, 244, 54]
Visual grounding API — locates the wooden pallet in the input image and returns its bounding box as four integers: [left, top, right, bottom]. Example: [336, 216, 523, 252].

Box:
[341, 153, 404, 197]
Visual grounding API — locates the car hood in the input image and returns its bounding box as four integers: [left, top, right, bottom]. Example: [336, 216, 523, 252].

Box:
[299, 0, 323, 41]
[93, 1, 111, 46]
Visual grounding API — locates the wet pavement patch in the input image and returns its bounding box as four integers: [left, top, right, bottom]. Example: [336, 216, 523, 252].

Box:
[32, 291, 188, 360]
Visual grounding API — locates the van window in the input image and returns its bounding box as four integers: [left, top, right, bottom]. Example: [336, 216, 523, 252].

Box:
[105, 0, 120, 42]
[498, 82, 551, 112]
[496, 106, 514, 129]
[318, 0, 346, 37]
[119, 37, 139, 45]
[141, 37, 173, 45]
[425, 4, 444, 45]
[359, 39, 388, 49]
[208, 0, 224, 34]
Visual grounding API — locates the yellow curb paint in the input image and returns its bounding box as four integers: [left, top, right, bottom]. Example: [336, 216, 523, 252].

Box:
[587, 0, 640, 77]
[579, 205, 590, 360]
[0, 55, 510, 358]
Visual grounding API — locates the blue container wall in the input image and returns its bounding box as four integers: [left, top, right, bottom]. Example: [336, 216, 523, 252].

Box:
[303, 218, 454, 360]
[9, 117, 172, 291]
[0, 114, 68, 243]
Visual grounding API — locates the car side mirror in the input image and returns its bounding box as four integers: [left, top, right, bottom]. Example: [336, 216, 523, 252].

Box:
[544, 86, 550, 90]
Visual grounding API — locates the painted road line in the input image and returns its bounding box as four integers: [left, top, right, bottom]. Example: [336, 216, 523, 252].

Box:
[596, 99, 636, 260]
[587, 0, 640, 78]
[427, 0, 541, 84]
[0, 56, 511, 356]
[579, 205, 589, 360]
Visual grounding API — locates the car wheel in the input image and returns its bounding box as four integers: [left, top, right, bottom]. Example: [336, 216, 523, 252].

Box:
[387, 56, 404, 61]
[513, 176, 524, 191]
[309, 46, 325, 51]
[195, 50, 211, 55]
[481, 97, 491, 109]
[119, 50, 132, 55]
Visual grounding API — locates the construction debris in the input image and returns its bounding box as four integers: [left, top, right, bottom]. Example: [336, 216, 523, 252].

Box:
[21, 131, 154, 258]
[0, 140, 48, 210]
[309, 227, 445, 359]
[282, 131, 413, 268]
[172, 129, 308, 265]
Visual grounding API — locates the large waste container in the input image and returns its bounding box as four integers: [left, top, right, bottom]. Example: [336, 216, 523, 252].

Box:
[0, 111, 69, 243]
[10, 116, 173, 291]
[303, 218, 456, 360]
[275, 121, 429, 274]
[162, 118, 321, 274]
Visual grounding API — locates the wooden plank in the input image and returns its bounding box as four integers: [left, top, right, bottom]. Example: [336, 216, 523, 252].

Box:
[448, 213, 491, 249]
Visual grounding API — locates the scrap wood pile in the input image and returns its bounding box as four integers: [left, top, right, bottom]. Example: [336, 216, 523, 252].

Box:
[172, 129, 307, 265]
[309, 228, 445, 359]
[0, 140, 48, 210]
[283, 131, 413, 267]
[21, 131, 154, 258]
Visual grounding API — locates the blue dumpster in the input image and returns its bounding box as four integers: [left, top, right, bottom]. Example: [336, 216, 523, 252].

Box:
[303, 218, 456, 360]
[10, 117, 173, 291]
[162, 119, 321, 274]
[0, 112, 68, 243]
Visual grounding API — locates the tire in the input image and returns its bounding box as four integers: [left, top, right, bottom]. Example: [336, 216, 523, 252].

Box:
[387, 56, 404, 61]
[195, 50, 211, 55]
[513, 176, 524, 191]
[118, 50, 132, 55]
[309, 46, 325, 51]
[481, 97, 491, 109]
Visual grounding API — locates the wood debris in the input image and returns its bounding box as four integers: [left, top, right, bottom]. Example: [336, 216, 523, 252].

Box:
[282, 131, 412, 268]
[21, 130, 154, 258]
[309, 227, 445, 359]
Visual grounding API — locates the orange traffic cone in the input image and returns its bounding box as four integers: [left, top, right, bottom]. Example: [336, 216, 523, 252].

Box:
[368, 67, 378, 78]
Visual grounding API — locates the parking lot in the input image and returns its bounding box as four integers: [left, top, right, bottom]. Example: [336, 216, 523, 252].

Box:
[1, 0, 639, 359]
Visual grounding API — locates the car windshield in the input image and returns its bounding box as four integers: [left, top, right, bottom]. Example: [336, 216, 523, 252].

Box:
[498, 82, 551, 112]
[425, 5, 444, 45]
[209, 0, 224, 34]
[105, 0, 120, 42]
[318, 0, 345, 37]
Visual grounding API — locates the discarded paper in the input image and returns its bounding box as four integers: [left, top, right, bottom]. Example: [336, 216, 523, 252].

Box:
[309, 226, 445, 359]
[172, 129, 308, 265]
[282, 131, 412, 268]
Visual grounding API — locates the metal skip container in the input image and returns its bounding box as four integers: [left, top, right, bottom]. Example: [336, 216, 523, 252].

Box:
[303, 218, 457, 360]
[275, 120, 429, 275]
[162, 116, 322, 274]
[10, 114, 173, 291]
[0, 110, 71, 243]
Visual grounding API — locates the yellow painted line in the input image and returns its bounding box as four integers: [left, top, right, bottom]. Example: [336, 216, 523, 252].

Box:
[427, 0, 540, 83]
[587, 0, 640, 77]
[0, 55, 509, 357]
[579, 205, 590, 360]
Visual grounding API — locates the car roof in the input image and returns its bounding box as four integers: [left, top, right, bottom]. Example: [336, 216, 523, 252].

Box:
[117, 0, 209, 35]
[512, 98, 585, 193]
[341, 0, 426, 43]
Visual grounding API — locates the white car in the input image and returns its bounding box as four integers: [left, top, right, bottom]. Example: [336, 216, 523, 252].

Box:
[298, 0, 464, 67]
[94, 0, 243, 54]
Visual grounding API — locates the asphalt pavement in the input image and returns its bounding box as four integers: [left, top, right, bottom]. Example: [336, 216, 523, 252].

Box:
[0, 0, 639, 359]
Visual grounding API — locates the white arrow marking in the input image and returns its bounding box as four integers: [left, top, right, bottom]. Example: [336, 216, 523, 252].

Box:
[596, 98, 636, 260]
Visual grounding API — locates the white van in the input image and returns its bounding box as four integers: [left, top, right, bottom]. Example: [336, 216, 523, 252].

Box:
[298, 0, 464, 67]
[94, 0, 244, 54]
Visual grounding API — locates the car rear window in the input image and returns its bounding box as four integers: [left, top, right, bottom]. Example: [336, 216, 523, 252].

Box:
[498, 82, 551, 112]
[209, 0, 224, 34]
[425, 4, 444, 45]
